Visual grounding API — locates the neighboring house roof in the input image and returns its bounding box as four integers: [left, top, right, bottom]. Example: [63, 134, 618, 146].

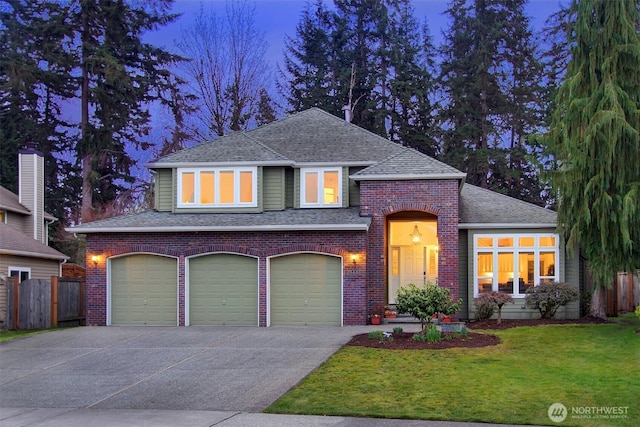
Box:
[67, 207, 371, 233]
[0, 185, 30, 214]
[352, 149, 466, 181]
[459, 184, 557, 228]
[0, 185, 56, 221]
[0, 223, 68, 260]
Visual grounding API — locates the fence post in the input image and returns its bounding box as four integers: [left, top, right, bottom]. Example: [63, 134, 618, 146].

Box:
[51, 276, 58, 327]
[12, 275, 19, 330]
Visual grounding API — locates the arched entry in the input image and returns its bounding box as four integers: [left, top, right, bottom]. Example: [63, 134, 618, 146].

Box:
[387, 213, 438, 303]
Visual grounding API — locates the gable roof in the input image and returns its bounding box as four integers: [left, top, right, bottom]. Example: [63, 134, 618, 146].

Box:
[352, 149, 466, 181]
[0, 223, 68, 260]
[459, 184, 557, 228]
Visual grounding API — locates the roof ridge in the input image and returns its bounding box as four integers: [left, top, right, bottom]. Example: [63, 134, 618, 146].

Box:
[242, 131, 291, 161]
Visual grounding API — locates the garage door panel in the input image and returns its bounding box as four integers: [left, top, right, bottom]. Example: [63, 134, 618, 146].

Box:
[189, 254, 258, 325]
[270, 254, 341, 326]
[110, 254, 177, 325]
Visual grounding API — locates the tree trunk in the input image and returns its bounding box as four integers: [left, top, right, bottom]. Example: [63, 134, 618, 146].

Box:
[588, 286, 607, 319]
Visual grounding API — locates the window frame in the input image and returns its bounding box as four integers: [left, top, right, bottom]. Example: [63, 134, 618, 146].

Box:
[9, 267, 30, 282]
[300, 167, 342, 208]
[177, 167, 257, 208]
[473, 233, 559, 297]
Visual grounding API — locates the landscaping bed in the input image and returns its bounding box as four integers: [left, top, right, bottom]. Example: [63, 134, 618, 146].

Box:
[346, 331, 499, 349]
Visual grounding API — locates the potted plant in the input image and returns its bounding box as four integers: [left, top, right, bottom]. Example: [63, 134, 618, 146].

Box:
[384, 306, 397, 318]
[370, 304, 385, 325]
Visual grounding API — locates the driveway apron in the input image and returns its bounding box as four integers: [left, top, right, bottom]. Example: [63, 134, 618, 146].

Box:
[0, 326, 375, 412]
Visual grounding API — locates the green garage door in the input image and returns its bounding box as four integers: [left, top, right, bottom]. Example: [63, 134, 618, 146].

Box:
[110, 254, 177, 325]
[189, 254, 258, 325]
[270, 253, 342, 326]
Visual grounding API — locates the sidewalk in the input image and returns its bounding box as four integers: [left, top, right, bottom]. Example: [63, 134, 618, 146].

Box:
[0, 407, 543, 427]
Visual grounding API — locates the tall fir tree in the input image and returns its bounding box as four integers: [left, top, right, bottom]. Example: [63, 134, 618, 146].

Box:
[438, 0, 546, 204]
[545, 0, 640, 318]
[73, 0, 184, 222]
[0, 0, 77, 224]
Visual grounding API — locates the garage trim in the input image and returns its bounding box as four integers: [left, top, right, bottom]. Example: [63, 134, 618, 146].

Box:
[185, 252, 260, 326]
[106, 252, 179, 326]
[267, 251, 343, 327]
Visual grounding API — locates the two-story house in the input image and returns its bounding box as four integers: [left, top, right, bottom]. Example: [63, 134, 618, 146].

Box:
[0, 145, 69, 323]
[69, 108, 581, 326]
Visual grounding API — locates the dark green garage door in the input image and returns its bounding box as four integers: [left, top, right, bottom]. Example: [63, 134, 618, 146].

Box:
[189, 254, 258, 325]
[110, 254, 177, 325]
[270, 253, 342, 326]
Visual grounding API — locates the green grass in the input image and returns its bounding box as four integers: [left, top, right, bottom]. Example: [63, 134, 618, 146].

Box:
[0, 328, 54, 343]
[267, 316, 640, 426]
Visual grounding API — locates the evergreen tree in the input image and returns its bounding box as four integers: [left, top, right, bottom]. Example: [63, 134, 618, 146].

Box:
[545, 0, 640, 318]
[438, 0, 546, 204]
[73, 0, 184, 222]
[0, 0, 76, 222]
[255, 88, 278, 126]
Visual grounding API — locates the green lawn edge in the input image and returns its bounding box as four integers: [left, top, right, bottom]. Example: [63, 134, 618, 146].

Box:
[266, 316, 640, 427]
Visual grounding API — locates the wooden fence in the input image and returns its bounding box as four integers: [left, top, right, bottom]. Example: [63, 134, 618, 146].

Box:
[5, 276, 86, 330]
[607, 271, 640, 316]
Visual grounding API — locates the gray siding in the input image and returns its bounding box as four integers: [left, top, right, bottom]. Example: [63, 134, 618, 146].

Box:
[155, 169, 173, 212]
[263, 167, 285, 211]
[348, 167, 364, 207]
[465, 227, 580, 320]
[284, 168, 294, 208]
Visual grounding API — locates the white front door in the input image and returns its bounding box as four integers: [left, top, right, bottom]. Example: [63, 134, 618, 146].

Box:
[388, 245, 426, 303]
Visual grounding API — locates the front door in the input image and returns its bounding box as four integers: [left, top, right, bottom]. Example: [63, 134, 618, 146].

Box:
[387, 219, 439, 304]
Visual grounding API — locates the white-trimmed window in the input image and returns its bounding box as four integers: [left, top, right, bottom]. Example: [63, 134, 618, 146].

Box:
[300, 168, 342, 207]
[9, 267, 30, 282]
[177, 167, 257, 207]
[474, 234, 559, 297]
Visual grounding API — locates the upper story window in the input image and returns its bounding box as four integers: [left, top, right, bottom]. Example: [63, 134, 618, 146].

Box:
[0, 210, 5, 223]
[177, 167, 257, 208]
[474, 233, 559, 297]
[300, 168, 342, 207]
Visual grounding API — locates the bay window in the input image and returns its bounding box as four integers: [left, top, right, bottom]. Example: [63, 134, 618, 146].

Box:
[474, 233, 559, 296]
[300, 168, 341, 207]
[177, 167, 257, 207]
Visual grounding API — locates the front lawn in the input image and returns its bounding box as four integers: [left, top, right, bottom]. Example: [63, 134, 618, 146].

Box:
[266, 317, 640, 426]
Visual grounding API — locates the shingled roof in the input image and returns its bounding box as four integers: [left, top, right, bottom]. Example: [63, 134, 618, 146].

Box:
[459, 184, 557, 227]
[0, 223, 68, 260]
[68, 207, 371, 233]
[352, 149, 465, 180]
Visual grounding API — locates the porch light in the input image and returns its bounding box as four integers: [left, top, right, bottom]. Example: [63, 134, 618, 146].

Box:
[91, 255, 99, 266]
[350, 254, 358, 265]
[410, 225, 422, 244]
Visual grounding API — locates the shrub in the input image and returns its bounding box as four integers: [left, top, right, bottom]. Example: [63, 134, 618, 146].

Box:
[474, 292, 514, 324]
[425, 324, 441, 343]
[393, 327, 403, 334]
[367, 330, 393, 343]
[525, 282, 579, 319]
[395, 283, 462, 331]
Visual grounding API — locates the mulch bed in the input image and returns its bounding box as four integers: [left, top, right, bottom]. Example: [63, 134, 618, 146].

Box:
[345, 317, 609, 350]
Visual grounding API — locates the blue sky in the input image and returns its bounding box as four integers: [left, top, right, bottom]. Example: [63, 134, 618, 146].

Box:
[153, 0, 564, 72]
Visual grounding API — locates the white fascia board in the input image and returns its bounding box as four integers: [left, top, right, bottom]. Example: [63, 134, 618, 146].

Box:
[145, 160, 293, 168]
[66, 223, 370, 234]
[1, 249, 69, 260]
[350, 173, 467, 181]
[458, 223, 557, 229]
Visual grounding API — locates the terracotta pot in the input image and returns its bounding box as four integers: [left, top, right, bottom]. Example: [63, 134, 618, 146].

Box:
[441, 315, 452, 323]
[371, 315, 381, 325]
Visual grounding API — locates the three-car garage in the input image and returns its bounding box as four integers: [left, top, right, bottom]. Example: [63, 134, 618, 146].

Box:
[107, 252, 342, 326]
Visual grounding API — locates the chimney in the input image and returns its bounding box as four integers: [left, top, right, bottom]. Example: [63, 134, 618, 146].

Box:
[18, 143, 45, 243]
[342, 105, 352, 123]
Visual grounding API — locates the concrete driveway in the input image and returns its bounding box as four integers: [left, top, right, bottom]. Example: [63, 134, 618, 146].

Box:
[0, 325, 376, 412]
